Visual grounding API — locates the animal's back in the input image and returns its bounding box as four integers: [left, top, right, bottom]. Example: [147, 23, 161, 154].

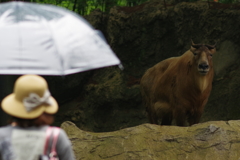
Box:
[140, 57, 178, 111]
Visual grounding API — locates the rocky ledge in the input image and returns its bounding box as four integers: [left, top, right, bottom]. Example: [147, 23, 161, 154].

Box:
[61, 120, 240, 160]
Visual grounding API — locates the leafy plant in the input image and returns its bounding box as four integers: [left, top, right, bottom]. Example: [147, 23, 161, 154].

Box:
[14, 0, 240, 15]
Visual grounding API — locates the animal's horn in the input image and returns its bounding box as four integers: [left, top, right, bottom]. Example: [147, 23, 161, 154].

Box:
[191, 39, 195, 46]
[213, 41, 217, 47]
[206, 42, 217, 49]
[191, 40, 202, 49]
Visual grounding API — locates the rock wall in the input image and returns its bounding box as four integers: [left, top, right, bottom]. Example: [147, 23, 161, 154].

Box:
[54, 0, 240, 132]
[62, 120, 240, 160]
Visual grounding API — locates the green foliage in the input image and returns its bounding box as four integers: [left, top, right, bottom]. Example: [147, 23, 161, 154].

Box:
[32, 0, 148, 15]
[57, 1, 74, 9]
[210, 0, 239, 3]
[178, 0, 239, 3]
[219, 0, 237, 3]
[31, 0, 240, 15]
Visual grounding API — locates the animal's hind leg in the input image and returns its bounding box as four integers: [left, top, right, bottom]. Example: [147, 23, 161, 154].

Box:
[154, 102, 172, 125]
[174, 109, 186, 126]
[148, 113, 158, 124]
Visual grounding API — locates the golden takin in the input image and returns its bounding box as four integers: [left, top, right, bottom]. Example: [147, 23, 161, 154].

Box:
[140, 41, 216, 126]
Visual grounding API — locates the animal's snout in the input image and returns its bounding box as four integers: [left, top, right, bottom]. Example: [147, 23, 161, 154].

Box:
[198, 63, 209, 70]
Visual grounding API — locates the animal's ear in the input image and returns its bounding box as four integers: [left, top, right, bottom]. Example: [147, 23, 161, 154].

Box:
[190, 46, 196, 52]
[209, 48, 216, 54]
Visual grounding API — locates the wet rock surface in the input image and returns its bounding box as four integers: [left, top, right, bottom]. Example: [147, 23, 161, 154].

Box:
[62, 120, 240, 160]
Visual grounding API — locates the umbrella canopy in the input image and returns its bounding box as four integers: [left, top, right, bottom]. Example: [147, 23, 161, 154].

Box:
[0, 2, 121, 75]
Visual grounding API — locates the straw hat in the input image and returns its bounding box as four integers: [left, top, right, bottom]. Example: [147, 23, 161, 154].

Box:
[1, 75, 58, 119]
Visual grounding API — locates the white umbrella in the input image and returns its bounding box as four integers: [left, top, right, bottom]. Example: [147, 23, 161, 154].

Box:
[0, 1, 121, 75]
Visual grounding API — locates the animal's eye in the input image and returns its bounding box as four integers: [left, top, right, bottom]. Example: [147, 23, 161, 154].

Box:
[193, 53, 197, 56]
[209, 54, 213, 57]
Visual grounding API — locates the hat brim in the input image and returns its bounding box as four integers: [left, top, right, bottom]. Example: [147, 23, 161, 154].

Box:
[1, 94, 58, 119]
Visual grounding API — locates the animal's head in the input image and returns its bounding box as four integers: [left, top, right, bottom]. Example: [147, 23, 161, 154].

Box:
[190, 40, 216, 75]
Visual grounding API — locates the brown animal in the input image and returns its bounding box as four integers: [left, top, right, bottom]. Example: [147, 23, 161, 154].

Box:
[140, 41, 216, 126]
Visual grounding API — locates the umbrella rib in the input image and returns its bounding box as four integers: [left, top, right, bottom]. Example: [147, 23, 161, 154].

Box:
[15, 3, 23, 71]
[25, 4, 65, 75]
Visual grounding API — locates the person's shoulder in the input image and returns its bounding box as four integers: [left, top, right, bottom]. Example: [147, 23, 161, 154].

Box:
[45, 126, 68, 139]
[0, 125, 13, 137]
[55, 127, 71, 145]
[58, 127, 68, 138]
[0, 125, 13, 131]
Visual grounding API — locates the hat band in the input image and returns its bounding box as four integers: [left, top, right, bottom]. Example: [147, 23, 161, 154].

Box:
[23, 90, 52, 112]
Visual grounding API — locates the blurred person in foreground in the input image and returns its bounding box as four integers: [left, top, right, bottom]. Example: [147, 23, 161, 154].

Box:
[0, 74, 75, 160]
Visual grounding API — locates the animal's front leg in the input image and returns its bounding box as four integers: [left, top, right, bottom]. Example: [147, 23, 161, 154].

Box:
[174, 109, 186, 126]
[161, 112, 172, 125]
[188, 109, 203, 126]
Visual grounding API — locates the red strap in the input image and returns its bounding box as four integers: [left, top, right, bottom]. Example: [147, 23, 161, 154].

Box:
[44, 126, 53, 155]
[50, 127, 60, 154]
[44, 126, 60, 157]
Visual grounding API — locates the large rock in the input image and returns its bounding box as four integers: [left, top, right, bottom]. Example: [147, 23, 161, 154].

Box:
[61, 120, 240, 160]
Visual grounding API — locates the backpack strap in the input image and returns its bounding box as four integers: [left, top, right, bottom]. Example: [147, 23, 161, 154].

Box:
[44, 126, 53, 155]
[43, 126, 60, 157]
[49, 127, 60, 158]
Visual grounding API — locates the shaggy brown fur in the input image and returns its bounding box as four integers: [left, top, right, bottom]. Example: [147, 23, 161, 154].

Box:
[140, 42, 216, 126]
